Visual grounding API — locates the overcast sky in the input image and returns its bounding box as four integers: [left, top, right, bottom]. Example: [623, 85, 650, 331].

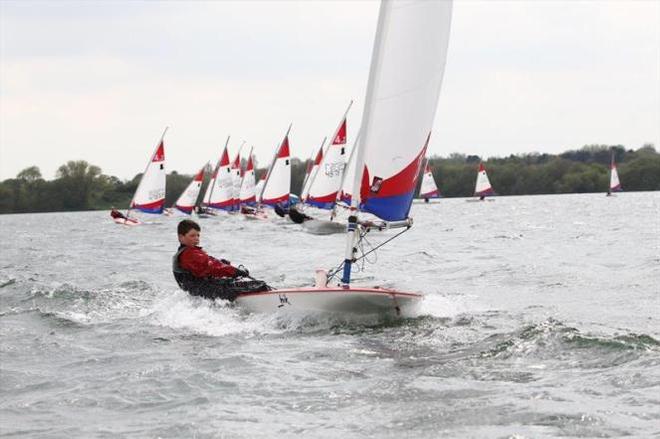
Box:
[1, 0, 658, 180]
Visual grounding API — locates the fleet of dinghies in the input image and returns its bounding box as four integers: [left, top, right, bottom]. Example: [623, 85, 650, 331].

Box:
[112, 0, 626, 317]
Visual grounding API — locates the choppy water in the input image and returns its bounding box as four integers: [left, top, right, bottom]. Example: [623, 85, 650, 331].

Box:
[1, 192, 659, 438]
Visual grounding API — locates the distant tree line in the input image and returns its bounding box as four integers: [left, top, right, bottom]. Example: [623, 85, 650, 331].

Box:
[1, 144, 658, 214]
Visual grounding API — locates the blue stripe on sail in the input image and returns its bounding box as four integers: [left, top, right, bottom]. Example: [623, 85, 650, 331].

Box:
[134, 206, 163, 214]
[305, 199, 335, 210]
[362, 189, 415, 222]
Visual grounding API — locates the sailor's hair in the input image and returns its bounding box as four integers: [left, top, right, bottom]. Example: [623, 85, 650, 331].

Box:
[178, 219, 200, 235]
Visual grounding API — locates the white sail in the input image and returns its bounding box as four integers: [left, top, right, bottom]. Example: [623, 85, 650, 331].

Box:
[609, 155, 622, 192]
[255, 174, 266, 204]
[419, 162, 440, 198]
[208, 147, 234, 210]
[349, 0, 453, 221]
[130, 131, 167, 214]
[231, 152, 243, 209]
[474, 163, 494, 197]
[174, 164, 206, 214]
[261, 134, 291, 207]
[239, 152, 257, 205]
[307, 107, 351, 209]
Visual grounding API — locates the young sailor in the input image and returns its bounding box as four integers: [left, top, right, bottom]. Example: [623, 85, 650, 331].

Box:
[173, 219, 268, 301]
[110, 207, 126, 220]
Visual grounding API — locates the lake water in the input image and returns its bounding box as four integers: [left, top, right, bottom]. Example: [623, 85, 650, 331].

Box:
[1, 192, 659, 438]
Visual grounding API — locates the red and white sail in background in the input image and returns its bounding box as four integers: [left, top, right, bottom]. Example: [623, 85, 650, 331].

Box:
[419, 162, 440, 199]
[260, 132, 291, 207]
[130, 133, 167, 214]
[174, 164, 206, 214]
[239, 151, 257, 206]
[474, 163, 494, 197]
[306, 105, 351, 210]
[609, 155, 622, 193]
[207, 146, 234, 211]
[301, 143, 324, 201]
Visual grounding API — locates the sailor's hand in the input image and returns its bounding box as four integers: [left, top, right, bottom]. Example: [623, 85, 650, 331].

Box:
[235, 268, 249, 278]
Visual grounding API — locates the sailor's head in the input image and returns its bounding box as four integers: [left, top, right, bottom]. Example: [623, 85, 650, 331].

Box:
[178, 219, 201, 247]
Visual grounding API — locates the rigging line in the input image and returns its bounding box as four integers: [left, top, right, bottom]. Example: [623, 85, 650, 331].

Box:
[326, 224, 410, 282]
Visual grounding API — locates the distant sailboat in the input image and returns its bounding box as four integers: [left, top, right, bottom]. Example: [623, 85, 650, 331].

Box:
[174, 164, 206, 215]
[300, 140, 325, 202]
[608, 153, 622, 196]
[418, 160, 441, 202]
[236, 0, 453, 316]
[238, 150, 267, 219]
[473, 163, 495, 201]
[259, 127, 292, 208]
[207, 145, 234, 212]
[116, 128, 167, 225]
[305, 102, 352, 210]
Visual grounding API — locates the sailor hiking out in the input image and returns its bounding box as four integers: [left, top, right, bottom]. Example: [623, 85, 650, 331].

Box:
[173, 219, 270, 301]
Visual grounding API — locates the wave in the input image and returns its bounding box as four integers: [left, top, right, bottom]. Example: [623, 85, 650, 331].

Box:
[479, 318, 659, 365]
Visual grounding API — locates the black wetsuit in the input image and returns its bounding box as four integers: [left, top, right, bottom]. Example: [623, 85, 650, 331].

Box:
[172, 245, 270, 301]
[288, 206, 313, 224]
[274, 204, 288, 218]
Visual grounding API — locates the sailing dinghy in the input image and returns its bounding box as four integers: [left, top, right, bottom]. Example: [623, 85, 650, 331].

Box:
[607, 153, 622, 196]
[470, 163, 495, 201]
[299, 103, 353, 235]
[173, 164, 206, 215]
[236, 0, 453, 316]
[239, 150, 268, 219]
[116, 129, 168, 225]
[417, 160, 441, 202]
[259, 128, 292, 213]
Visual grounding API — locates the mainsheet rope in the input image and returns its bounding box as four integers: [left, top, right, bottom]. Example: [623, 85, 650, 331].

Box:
[326, 224, 411, 283]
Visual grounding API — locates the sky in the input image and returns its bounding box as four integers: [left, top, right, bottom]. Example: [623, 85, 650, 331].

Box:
[1, 0, 658, 180]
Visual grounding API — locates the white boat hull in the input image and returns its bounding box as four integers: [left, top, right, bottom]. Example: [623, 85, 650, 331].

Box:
[113, 217, 141, 226]
[235, 286, 422, 317]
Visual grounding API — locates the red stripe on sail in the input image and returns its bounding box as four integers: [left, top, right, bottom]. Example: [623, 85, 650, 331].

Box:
[263, 193, 290, 205]
[219, 148, 230, 166]
[132, 198, 165, 210]
[152, 142, 165, 162]
[193, 167, 205, 182]
[278, 137, 290, 158]
[314, 146, 323, 165]
[246, 155, 254, 171]
[360, 134, 429, 201]
[332, 119, 347, 145]
[307, 191, 339, 204]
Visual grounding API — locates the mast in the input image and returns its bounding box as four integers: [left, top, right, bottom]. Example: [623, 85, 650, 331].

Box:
[127, 126, 168, 218]
[342, 2, 389, 285]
